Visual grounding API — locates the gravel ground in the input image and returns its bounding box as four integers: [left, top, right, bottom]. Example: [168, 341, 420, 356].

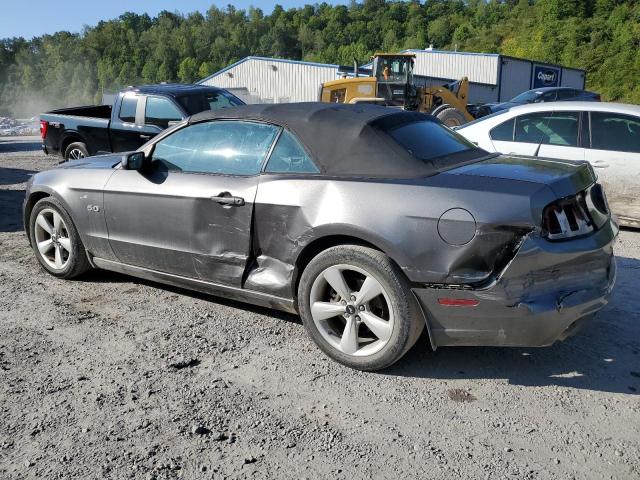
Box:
[1, 137, 639, 479]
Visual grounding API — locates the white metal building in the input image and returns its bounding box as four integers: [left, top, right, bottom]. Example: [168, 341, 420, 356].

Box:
[199, 50, 586, 105]
[199, 56, 339, 104]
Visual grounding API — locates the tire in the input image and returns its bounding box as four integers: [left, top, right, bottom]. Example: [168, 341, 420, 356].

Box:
[436, 107, 467, 127]
[64, 141, 89, 161]
[29, 197, 91, 279]
[298, 245, 424, 371]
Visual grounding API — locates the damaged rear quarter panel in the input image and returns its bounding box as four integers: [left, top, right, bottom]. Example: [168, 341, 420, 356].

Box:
[246, 173, 556, 298]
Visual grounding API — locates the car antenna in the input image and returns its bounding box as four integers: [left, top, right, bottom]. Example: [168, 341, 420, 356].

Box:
[534, 110, 556, 157]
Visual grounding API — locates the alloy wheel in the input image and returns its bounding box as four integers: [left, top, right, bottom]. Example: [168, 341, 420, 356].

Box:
[68, 148, 85, 160]
[309, 264, 394, 356]
[34, 208, 73, 270]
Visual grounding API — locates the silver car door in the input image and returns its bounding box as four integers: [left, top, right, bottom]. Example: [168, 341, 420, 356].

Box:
[585, 111, 640, 222]
[103, 120, 280, 286]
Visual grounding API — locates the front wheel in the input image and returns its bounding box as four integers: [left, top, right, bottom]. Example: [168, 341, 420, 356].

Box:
[435, 107, 467, 127]
[298, 245, 424, 371]
[29, 197, 91, 279]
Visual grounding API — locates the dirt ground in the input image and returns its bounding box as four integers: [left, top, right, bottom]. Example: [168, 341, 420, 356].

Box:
[1, 137, 639, 479]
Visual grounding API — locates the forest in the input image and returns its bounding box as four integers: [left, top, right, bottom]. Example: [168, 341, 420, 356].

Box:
[0, 0, 638, 116]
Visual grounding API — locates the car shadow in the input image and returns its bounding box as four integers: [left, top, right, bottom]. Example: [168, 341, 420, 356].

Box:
[386, 255, 640, 396]
[0, 137, 41, 153]
[0, 166, 36, 186]
[0, 189, 26, 232]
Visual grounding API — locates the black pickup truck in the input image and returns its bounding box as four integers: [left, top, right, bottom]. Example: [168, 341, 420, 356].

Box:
[40, 84, 245, 160]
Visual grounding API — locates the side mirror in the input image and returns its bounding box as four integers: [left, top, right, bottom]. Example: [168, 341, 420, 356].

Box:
[121, 151, 146, 170]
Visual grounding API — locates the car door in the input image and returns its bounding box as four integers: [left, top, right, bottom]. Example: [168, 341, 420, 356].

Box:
[491, 111, 584, 161]
[103, 120, 280, 286]
[110, 93, 146, 152]
[139, 95, 185, 144]
[584, 111, 640, 221]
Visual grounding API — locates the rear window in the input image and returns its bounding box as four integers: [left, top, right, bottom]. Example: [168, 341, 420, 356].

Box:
[386, 119, 477, 161]
[177, 91, 244, 115]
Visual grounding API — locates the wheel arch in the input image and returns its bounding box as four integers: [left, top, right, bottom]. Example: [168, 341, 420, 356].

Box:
[59, 131, 88, 156]
[23, 191, 51, 243]
[24, 188, 75, 244]
[292, 229, 411, 301]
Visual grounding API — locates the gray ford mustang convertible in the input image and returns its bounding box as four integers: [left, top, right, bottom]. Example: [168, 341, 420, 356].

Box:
[24, 103, 617, 371]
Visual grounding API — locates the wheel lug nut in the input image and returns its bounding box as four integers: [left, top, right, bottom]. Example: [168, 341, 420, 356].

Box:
[341, 300, 347, 305]
[350, 295, 356, 301]
[354, 315, 360, 322]
[358, 305, 365, 311]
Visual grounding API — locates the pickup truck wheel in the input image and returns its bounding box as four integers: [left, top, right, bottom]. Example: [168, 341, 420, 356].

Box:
[64, 142, 89, 161]
[298, 245, 424, 371]
[29, 197, 91, 279]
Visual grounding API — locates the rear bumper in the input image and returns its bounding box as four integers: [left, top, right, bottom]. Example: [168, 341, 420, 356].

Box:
[414, 221, 618, 348]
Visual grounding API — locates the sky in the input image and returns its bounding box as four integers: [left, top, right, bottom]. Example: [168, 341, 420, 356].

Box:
[1, 0, 343, 39]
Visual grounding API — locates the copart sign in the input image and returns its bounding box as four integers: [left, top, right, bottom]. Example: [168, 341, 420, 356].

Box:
[533, 65, 560, 88]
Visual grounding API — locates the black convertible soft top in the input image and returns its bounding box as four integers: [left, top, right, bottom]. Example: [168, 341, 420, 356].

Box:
[188, 102, 484, 178]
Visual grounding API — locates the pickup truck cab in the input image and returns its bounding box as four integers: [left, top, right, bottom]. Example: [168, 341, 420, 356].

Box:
[40, 84, 245, 160]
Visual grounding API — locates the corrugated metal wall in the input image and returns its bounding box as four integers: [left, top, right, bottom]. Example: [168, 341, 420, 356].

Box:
[414, 76, 498, 104]
[200, 52, 587, 105]
[411, 50, 500, 85]
[561, 69, 586, 90]
[499, 57, 532, 101]
[201, 58, 338, 103]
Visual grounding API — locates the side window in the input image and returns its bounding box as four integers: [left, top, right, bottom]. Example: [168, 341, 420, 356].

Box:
[151, 121, 279, 175]
[514, 112, 579, 146]
[540, 90, 558, 102]
[265, 130, 319, 174]
[489, 118, 515, 142]
[556, 89, 577, 100]
[208, 92, 236, 110]
[119, 96, 138, 123]
[590, 112, 640, 153]
[145, 97, 183, 128]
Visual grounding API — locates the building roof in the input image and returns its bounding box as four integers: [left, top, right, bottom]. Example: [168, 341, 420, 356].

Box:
[123, 83, 228, 97]
[188, 102, 483, 178]
[198, 56, 339, 85]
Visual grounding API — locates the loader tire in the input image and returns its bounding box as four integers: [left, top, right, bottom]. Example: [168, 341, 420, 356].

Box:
[436, 107, 467, 127]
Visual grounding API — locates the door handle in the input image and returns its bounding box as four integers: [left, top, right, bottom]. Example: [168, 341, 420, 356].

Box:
[211, 192, 245, 206]
[592, 160, 609, 169]
[139, 134, 151, 140]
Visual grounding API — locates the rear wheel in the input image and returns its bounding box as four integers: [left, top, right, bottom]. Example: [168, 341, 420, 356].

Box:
[436, 107, 467, 127]
[64, 142, 88, 161]
[29, 197, 91, 279]
[298, 245, 424, 371]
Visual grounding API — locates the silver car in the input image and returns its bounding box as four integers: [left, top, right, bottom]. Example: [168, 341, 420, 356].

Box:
[23, 103, 617, 371]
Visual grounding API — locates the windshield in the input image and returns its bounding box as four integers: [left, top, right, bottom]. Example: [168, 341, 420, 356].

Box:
[176, 90, 244, 115]
[510, 90, 543, 103]
[376, 58, 412, 83]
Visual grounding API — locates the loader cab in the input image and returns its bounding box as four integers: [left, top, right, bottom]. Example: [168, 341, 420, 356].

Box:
[372, 54, 417, 108]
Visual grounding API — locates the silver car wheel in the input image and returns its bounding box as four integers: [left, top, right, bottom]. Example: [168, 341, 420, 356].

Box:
[68, 148, 85, 160]
[309, 264, 395, 357]
[34, 208, 72, 270]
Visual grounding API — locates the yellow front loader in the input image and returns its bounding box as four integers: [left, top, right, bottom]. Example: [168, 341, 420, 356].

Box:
[319, 53, 474, 127]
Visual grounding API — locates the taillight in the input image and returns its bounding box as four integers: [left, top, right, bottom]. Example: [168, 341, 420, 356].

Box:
[40, 120, 48, 139]
[542, 184, 609, 240]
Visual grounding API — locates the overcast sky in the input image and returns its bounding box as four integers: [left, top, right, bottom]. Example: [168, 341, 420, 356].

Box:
[1, 0, 346, 39]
